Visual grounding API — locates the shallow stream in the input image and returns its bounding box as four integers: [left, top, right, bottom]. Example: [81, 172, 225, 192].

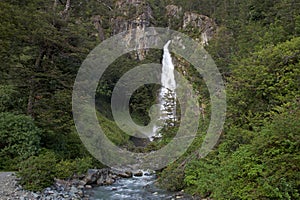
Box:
[88, 172, 191, 200]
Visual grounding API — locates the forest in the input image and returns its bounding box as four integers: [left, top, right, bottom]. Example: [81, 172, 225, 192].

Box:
[0, 0, 299, 199]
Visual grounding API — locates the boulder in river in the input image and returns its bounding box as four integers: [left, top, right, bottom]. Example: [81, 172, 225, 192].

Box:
[118, 171, 133, 178]
[133, 171, 143, 177]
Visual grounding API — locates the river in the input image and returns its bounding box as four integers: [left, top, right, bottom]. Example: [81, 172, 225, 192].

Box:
[87, 172, 193, 200]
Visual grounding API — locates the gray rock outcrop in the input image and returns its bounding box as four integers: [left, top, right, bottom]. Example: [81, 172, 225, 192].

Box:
[183, 12, 216, 45]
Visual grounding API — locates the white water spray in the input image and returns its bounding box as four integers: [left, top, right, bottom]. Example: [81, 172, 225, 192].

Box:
[151, 40, 177, 140]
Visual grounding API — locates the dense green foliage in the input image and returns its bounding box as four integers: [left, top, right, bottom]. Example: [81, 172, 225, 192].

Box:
[227, 37, 300, 128]
[18, 150, 94, 191]
[0, 0, 299, 197]
[184, 108, 300, 199]
[18, 151, 57, 191]
[0, 112, 40, 170]
[55, 157, 93, 180]
[0, 0, 107, 189]
[0, 85, 23, 112]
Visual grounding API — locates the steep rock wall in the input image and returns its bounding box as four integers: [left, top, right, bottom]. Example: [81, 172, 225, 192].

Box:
[111, 0, 154, 60]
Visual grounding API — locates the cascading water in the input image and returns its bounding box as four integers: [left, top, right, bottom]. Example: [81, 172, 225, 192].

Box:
[160, 40, 176, 123]
[151, 40, 177, 140]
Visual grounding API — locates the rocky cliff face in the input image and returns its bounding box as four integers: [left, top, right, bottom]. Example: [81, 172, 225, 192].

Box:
[91, 1, 217, 59]
[111, 0, 152, 34]
[183, 12, 216, 45]
[165, 4, 183, 28]
[165, 4, 217, 45]
[110, 0, 154, 60]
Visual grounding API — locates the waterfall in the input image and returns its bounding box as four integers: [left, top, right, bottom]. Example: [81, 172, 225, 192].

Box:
[151, 40, 177, 140]
[160, 40, 176, 123]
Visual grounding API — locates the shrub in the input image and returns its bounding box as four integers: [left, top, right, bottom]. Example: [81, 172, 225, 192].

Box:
[74, 156, 94, 175]
[55, 157, 93, 179]
[17, 150, 57, 191]
[158, 163, 185, 191]
[55, 159, 76, 180]
[0, 112, 40, 170]
[18, 151, 96, 191]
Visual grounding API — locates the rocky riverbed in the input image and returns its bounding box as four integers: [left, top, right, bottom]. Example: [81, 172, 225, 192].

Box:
[0, 172, 89, 200]
[0, 169, 201, 200]
[0, 169, 152, 200]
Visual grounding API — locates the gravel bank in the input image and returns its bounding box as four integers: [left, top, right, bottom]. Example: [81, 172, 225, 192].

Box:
[0, 172, 88, 200]
[0, 172, 33, 199]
